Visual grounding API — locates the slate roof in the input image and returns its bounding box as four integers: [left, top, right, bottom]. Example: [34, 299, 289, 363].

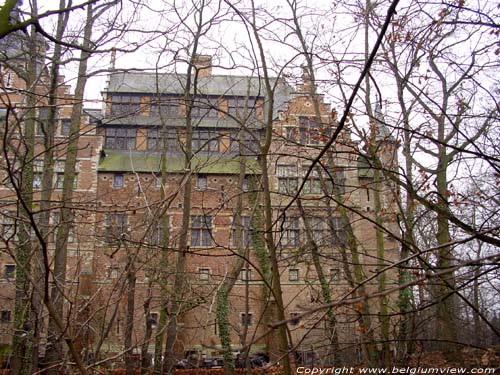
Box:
[105, 71, 291, 119]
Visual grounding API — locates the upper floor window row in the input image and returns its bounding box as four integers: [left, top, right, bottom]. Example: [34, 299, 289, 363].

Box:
[104, 126, 261, 157]
[109, 94, 264, 119]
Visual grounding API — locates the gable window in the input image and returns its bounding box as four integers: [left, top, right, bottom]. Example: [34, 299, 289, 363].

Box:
[190, 215, 212, 247]
[196, 174, 208, 190]
[198, 268, 210, 281]
[298, 116, 328, 145]
[280, 216, 300, 247]
[113, 174, 124, 189]
[277, 165, 298, 194]
[284, 126, 299, 142]
[110, 94, 141, 116]
[289, 268, 299, 281]
[4, 264, 15, 279]
[105, 213, 128, 244]
[105, 127, 137, 150]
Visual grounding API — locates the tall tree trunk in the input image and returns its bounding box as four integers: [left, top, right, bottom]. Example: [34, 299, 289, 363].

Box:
[217, 152, 246, 374]
[45, 4, 94, 372]
[10, 11, 38, 374]
[163, 50, 198, 374]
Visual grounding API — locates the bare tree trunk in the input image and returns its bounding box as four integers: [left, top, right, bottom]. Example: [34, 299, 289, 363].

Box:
[45, 4, 94, 372]
[10, 12, 38, 374]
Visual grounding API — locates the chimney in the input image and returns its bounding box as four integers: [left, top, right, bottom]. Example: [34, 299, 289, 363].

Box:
[193, 54, 212, 77]
[298, 64, 315, 94]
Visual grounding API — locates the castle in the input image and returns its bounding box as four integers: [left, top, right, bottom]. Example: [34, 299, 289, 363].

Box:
[0, 48, 399, 368]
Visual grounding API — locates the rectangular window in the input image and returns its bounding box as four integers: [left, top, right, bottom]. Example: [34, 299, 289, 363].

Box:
[115, 318, 121, 335]
[277, 165, 298, 194]
[114, 174, 124, 188]
[191, 96, 219, 118]
[55, 173, 78, 190]
[199, 268, 210, 281]
[108, 266, 120, 279]
[147, 128, 161, 151]
[196, 174, 208, 190]
[298, 116, 324, 145]
[61, 119, 71, 136]
[110, 94, 141, 116]
[324, 168, 346, 195]
[55, 173, 64, 189]
[240, 313, 253, 326]
[150, 218, 168, 247]
[239, 268, 252, 281]
[105, 213, 128, 244]
[1, 310, 11, 323]
[290, 312, 301, 326]
[150, 312, 159, 328]
[1, 212, 16, 239]
[192, 129, 221, 154]
[330, 267, 340, 282]
[105, 127, 137, 150]
[190, 215, 212, 247]
[331, 217, 346, 246]
[4, 264, 15, 279]
[285, 126, 299, 142]
[33, 172, 42, 189]
[242, 176, 249, 192]
[303, 175, 321, 194]
[289, 268, 299, 281]
[150, 96, 178, 117]
[52, 212, 74, 243]
[232, 216, 252, 248]
[280, 216, 300, 247]
[308, 217, 329, 246]
[227, 96, 258, 119]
